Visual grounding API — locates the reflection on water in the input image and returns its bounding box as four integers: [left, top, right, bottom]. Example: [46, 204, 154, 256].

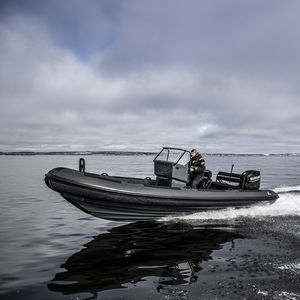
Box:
[49, 221, 244, 298]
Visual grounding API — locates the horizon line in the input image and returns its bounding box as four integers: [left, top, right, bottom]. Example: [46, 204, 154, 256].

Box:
[1, 151, 299, 157]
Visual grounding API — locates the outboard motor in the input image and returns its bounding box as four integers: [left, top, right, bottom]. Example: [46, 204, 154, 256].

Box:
[242, 170, 260, 190]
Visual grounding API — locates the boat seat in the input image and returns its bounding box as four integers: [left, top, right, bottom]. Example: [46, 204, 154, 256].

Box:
[204, 170, 212, 180]
[216, 171, 243, 188]
[210, 181, 240, 190]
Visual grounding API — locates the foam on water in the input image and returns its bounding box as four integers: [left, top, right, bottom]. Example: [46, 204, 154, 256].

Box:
[161, 185, 300, 222]
[277, 262, 300, 272]
[274, 185, 300, 193]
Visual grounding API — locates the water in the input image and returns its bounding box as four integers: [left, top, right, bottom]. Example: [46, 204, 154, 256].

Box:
[0, 155, 299, 299]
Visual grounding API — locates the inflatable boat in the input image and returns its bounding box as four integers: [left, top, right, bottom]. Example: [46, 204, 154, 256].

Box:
[45, 147, 278, 221]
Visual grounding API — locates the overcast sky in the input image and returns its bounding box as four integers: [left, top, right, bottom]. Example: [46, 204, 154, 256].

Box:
[1, 0, 300, 153]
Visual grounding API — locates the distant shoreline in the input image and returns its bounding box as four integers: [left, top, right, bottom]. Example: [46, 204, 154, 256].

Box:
[0, 151, 299, 157]
[0, 151, 157, 156]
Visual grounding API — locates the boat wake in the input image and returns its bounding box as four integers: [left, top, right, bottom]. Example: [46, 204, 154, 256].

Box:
[161, 185, 300, 222]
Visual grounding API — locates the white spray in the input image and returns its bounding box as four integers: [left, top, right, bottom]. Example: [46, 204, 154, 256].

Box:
[161, 185, 300, 222]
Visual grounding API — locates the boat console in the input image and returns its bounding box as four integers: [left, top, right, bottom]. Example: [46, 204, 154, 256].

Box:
[154, 147, 190, 187]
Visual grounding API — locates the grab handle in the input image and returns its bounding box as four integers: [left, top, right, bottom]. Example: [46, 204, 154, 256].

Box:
[79, 158, 85, 172]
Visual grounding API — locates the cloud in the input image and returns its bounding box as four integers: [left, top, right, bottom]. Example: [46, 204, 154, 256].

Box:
[0, 1, 300, 153]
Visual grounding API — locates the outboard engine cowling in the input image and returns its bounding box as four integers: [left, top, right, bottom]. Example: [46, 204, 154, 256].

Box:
[242, 170, 260, 190]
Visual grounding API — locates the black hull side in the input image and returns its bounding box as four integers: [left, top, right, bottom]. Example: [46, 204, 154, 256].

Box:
[61, 192, 249, 221]
[45, 168, 278, 222]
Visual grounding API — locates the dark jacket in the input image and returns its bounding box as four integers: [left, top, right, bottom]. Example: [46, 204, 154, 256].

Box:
[190, 153, 205, 174]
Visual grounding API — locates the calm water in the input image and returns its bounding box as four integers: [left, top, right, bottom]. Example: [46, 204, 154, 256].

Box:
[0, 155, 299, 299]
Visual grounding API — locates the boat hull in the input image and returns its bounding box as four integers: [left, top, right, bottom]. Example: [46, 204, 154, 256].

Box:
[45, 168, 278, 221]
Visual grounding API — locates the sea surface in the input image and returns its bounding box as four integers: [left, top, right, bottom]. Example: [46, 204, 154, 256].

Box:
[0, 154, 299, 300]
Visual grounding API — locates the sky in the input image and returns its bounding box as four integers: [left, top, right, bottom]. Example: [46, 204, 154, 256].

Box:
[1, 0, 300, 153]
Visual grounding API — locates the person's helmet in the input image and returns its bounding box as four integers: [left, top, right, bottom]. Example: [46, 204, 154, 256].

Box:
[191, 149, 198, 154]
